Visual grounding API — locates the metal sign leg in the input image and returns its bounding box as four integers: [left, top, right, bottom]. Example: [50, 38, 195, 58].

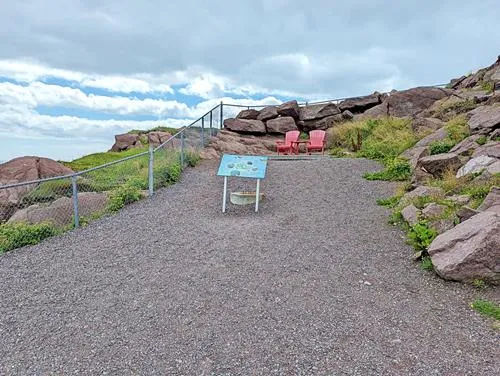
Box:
[222, 176, 228, 213]
[255, 179, 260, 212]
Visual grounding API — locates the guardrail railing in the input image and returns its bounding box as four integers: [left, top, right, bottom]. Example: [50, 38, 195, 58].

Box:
[0, 83, 449, 228]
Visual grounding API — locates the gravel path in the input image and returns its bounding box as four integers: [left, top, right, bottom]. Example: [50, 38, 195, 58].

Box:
[0, 158, 498, 375]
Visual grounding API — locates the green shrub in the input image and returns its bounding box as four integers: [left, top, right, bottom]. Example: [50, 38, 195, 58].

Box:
[407, 221, 438, 251]
[429, 140, 455, 155]
[435, 100, 477, 120]
[376, 196, 400, 208]
[480, 81, 494, 94]
[0, 222, 59, 253]
[476, 136, 487, 146]
[184, 151, 201, 167]
[471, 299, 500, 320]
[107, 185, 143, 212]
[364, 158, 411, 181]
[63, 147, 148, 171]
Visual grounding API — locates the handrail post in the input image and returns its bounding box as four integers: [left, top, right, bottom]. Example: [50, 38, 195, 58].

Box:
[209, 110, 213, 137]
[180, 131, 185, 168]
[148, 145, 154, 196]
[71, 175, 79, 228]
[220, 101, 224, 129]
[201, 116, 205, 147]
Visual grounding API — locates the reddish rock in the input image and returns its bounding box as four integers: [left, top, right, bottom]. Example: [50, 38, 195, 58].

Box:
[277, 100, 301, 119]
[236, 109, 260, 120]
[300, 103, 341, 121]
[266, 117, 298, 134]
[338, 93, 382, 113]
[257, 106, 279, 122]
[111, 133, 142, 152]
[416, 153, 462, 177]
[303, 114, 343, 132]
[223, 118, 267, 134]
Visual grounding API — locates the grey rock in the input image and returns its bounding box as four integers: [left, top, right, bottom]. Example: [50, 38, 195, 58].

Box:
[400, 146, 429, 169]
[303, 114, 343, 132]
[414, 128, 449, 148]
[412, 117, 445, 136]
[478, 186, 500, 212]
[456, 155, 497, 177]
[428, 211, 500, 283]
[417, 153, 462, 177]
[422, 203, 447, 219]
[471, 141, 500, 158]
[487, 160, 500, 174]
[467, 106, 500, 135]
[449, 135, 482, 156]
[447, 195, 470, 206]
[341, 110, 354, 120]
[338, 93, 382, 113]
[401, 205, 420, 226]
[430, 218, 456, 234]
[457, 206, 479, 222]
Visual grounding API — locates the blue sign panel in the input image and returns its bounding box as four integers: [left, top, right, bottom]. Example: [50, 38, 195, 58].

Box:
[217, 154, 268, 179]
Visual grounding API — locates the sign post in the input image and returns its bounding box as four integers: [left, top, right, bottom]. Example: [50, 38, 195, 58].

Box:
[217, 154, 268, 213]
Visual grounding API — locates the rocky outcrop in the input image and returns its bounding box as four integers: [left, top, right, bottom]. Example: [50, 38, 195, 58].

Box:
[300, 103, 341, 121]
[416, 153, 462, 178]
[8, 192, 109, 227]
[277, 100, 301, 119]
[266, 116, 298, 134]
[467, 106, 500, 135]
[0, 157, 74, 221]
[147, 131, 173, 146]
[200, 130, 281, 159]
[449, 135, 482, 156]
[111, 133, 143, 152]
[411, 117, 445, 136]
[302, 114, 343, 132]
[414, 128, 448, 148]
[428, 211, 500, 283]
[456, 155, 497, 177]
[400, 146, 429, 170]
[471, 141, 500, 158]
[364, 87, 451, 118]
[236, 109, 260, 120]
[223, 118, 267, 134]
[338, 93, 382, 113]
[478, 186, 500, 212]
[449, 55, 500, 91]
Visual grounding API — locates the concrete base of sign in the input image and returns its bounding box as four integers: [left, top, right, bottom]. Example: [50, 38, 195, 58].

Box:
[230, 191, 265, 205]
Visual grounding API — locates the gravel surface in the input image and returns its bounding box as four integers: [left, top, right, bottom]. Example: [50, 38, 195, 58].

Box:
[0, 158, 499, 375]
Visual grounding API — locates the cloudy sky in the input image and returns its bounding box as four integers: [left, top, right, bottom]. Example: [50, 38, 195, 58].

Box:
[0, 0, 499, 162]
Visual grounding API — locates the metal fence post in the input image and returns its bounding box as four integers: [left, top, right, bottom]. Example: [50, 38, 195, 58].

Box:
[71, 175, 79, 228]
[180, 131, 185, 168]
[220, 101, 224, 129]
[201, 116, 205, 147]
[148, 145, 154, 196]
[209, 110, 213, 137]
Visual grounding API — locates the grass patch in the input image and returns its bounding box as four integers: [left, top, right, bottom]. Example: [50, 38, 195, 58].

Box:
[128, 126, 178, 135]
[63, 147, 148, 171]
[0, 222, 59, 254]
[476, 135, 487, 146]
[480, 81, 494, 94]
[471, 299, 500, 320]
[435, 100, 477, 120]
[364, 158, 411, 181]
[420, 256, 434, 271]
[107, 185, 143, 212]
[445, 115, 469, 144]
[376, 196, 401, 208]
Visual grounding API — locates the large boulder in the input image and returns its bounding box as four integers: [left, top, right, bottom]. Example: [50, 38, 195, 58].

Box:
[277, 100, 300, 120]
[201, 130, 280, 159]
[8, 192, 109, 228]
[257, 106, 279, 122]
[0, 157, 74, 221]
[111, 133, 142, 152]
[338, 93, 382, 113]
[428, 211, 500, 283]
[416, 153, 462, 177]
[223, 118, 267, 134]
[300, 103, 341, 121]
[400, 146, 429, 170]
[364, 87, 450, 118]
[456, 155, 497, 177]
[266, 116, 298, 134]
[411, 117, 445, 136]
[236, 109, 260, 120]
[467, 106, 500, 135]
[302, 114, 343, 132]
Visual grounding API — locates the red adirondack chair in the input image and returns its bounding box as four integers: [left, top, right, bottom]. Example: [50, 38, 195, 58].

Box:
[276, 130, 300, 155]
[306, 130, 326, 154]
